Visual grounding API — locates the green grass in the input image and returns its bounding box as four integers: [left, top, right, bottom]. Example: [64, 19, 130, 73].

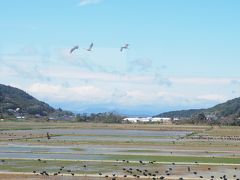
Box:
[106, 154, 240, 164]
[59, 134, 177, 139]
[3, 155, 240, 165]
[0, 159, 135, 174]
[121, 149, 160, 153]
[71, 148, 84, 152]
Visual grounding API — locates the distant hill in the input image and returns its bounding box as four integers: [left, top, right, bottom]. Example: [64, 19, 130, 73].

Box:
[0, 84, 74, 119]
[156, 109, 205, 118]
[156, 97, 240, 122]
[0, 84, 55, 116]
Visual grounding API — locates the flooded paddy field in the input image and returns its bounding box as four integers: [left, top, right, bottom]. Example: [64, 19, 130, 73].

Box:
[0, 121, 240, 179]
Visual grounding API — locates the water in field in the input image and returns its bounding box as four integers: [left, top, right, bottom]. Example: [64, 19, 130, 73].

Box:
[2, 128, 190, 136]
[1, 128, 239, 160]
[0, 128, 197, 160]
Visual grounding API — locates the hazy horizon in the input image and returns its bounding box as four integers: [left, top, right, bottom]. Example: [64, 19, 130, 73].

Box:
[1, 0, 240, 115]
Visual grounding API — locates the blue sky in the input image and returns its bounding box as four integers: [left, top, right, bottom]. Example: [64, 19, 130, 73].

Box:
[1, 0, 240, 115]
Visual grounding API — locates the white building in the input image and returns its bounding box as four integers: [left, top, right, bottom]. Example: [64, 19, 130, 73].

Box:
[16, 116, 25, 119]
[123, 117, 174, 123]
[151, 117, 172, 122]
[123, 117, 152, 123]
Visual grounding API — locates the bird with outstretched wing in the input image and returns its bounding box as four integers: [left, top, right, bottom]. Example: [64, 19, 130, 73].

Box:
[120, 44, 129, 52]
[86, 43, 93, 51]
[70, 45, 79, 54]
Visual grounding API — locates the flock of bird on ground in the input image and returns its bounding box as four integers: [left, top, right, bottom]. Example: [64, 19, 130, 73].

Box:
[1, 158, 238, 180]
[70, 43, 129, 54]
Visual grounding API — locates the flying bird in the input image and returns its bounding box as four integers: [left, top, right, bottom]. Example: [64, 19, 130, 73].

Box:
[86, 43, 93, 51]
[120, 44, 129, 52]
[70, 46, 79, 54]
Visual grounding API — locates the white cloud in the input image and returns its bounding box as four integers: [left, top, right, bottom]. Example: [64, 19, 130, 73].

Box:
[27, 83, 107, 103]
[231, 79, 240, 86]
[28, 83, 61, 94]
[1, 46, 239, 114]
[170, 77, 231, 85]
[0, 66, 18, 76]
[128, 58, 152, 71]
[197, 94, 227, 101]
[79, 0, 102, 6]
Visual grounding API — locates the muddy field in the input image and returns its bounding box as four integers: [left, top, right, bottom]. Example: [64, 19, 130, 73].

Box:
[0, 121, 240, 179]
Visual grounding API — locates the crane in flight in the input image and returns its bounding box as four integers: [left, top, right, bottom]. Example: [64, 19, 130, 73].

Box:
[86, 43, 93, 51]
[120, 44, 129, 52]
[69, 46, 79, 54]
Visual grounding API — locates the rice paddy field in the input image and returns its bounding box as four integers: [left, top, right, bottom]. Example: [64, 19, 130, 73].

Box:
[0, 121, 240, 179]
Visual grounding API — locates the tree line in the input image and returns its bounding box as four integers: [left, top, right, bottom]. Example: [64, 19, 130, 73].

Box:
[76, 112, 125, 123]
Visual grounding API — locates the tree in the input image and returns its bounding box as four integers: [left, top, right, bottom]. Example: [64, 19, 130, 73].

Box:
[76, 114, 88, 122]
[191, 113, 207, 124]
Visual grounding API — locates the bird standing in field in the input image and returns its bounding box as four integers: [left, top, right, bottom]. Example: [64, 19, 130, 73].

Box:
[70, 46, 79, 54]
[46, 132, 51, 140]
[120, 44, 129, 52]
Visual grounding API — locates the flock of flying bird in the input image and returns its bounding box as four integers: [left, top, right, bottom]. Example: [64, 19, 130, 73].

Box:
[70, 43, 129, 54]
